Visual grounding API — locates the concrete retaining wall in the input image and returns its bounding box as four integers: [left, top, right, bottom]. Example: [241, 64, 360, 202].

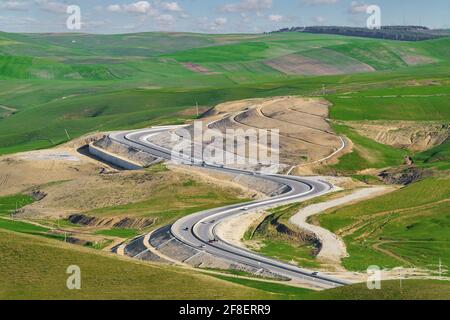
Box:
[89, 143, 143, 170]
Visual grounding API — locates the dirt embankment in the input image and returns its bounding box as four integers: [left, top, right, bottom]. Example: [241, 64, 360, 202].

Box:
[0, 133, 268, 219]
[272, 219, 322, 255]
[348, 121, 449, 152]
[68, 214, 155, 230]
[248, 208, 322, 256]
[169, 165, 283, 198]
[143, 96, 347, 174]
[94, 136, 158, 166]
[379, 166, 433, 185]
[204, 96, 345, 169]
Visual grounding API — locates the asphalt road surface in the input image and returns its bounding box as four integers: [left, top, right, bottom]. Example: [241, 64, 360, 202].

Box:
[109, 127, 351, 288]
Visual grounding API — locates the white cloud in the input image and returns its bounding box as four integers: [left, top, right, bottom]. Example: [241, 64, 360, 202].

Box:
[159, 2, 182, 12]
[123, 1, 152, 14]
[107, 4, 122, 12]
[215, 17, 227, 25]
[107, 1, 158, 16]
[219, 0, 272, 13]
[312, 16, 326, 24]
[197, 16, 229, 32]
[349, 1, 369, 14]
[268, 14, 283, 22]
[107, 1, 183, 17]
[0, 0, 30, 11]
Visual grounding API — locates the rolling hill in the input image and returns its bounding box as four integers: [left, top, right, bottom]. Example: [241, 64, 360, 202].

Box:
[0, 229, 273, 300]
[2, 228, 449, 300]
[0, 31, 449, 169]
[0, 29, 449, 301]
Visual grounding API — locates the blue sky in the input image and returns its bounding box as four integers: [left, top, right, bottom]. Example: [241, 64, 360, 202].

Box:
[0, 0, 449, 34]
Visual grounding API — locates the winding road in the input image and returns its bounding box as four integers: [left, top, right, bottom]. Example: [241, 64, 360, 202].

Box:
[108, 126, 351, 288]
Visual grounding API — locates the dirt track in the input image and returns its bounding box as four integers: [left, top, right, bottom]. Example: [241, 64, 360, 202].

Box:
[289, 186, 395, 264]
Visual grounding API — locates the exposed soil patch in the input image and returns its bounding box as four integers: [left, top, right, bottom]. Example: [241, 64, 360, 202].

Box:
[1, 134, 262, 219]
[347, 121, 449, 152]
[182, 62, 217, 74]
[0, 105, 17, 119]
[265, 53, 374, 76]
[266, 54, 342, 76]
[400, 54, 436, 66]
[68, 214, 155, 230]
[249, 207, 322, 256]
[204, 96, 345, 168]
[29, 190, 47, 201]
[379, 166, 433, 185]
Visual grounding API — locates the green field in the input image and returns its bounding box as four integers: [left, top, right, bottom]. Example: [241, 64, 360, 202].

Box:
[414, 140, 450, 170]
[217, 276, 450, 300]
[0, 194, 64, 240]
[329, 85, 450, 121]
[0, 194, 35, 216]
[318, 178, 450, 273]
[309, 280, 450, 300]
[0, 229, 274, 300]
[0, 218, 64, 241]
[0, 31, 449, 157]
[3, 228, 448, 300]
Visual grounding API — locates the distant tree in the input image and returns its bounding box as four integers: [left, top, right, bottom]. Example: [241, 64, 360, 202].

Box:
[270, 26, 450, 42]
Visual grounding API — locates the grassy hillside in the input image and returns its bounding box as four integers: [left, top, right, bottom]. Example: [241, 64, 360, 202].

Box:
[0, 166, 252, 244]
[0, 229, 275, 300]
[0, 31, 448, 172]
[0, 194, 34, 216]
[318, 178, 450, 273]
[309, 280, 450, 300]
[414, 140, 450, 170]
[1, 65, 449, 155]
[0, 30, 449, 301]
[329, 84, 450, 121]
[87, 169, 250, 229]
[0, 194, 66, 241]
[3, 228, 448, 300]
[219, 276, 450, 300]
[1, 31, 449, 84]
[327, 124, 406, 174]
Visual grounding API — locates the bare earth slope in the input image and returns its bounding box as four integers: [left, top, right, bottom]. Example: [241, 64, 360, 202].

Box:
[208, 96, 345, 168]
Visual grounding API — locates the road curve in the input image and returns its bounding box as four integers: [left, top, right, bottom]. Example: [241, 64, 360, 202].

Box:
[109, 127, 351, 288]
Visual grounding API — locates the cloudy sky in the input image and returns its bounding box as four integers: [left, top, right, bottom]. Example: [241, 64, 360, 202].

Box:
[0, 0, 449, 34]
